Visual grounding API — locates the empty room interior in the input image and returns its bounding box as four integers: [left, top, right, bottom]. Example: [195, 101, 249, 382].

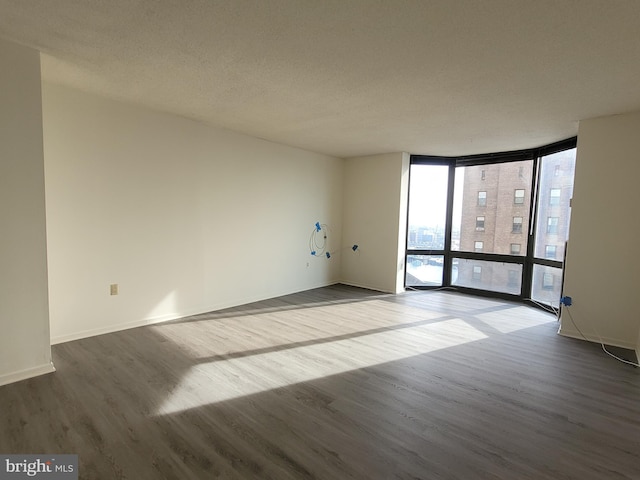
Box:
[1, 1, 639, 479]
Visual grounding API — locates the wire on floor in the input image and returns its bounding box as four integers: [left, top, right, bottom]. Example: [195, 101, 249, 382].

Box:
[564, 307, 639, 368]
[523, 297, 559, 316]
[404, 285, 460, 293]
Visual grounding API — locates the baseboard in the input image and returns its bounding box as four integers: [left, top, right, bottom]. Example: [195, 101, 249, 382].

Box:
[51, 281, 341, 345]
[557, 324, 637, 350]
[50, 315, 184, 345]
[339, 280, 393, 294]
[0, 362, 56, 387]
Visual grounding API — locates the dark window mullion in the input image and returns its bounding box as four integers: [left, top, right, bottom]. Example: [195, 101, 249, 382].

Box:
[531, 258, 563, 269]
[522, 153, 541, 299]
[452, 251, 526, 265]
[442, 162, 456, 287]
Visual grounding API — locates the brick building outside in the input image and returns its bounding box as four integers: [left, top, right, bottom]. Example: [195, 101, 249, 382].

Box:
[455, 150, 576, 305]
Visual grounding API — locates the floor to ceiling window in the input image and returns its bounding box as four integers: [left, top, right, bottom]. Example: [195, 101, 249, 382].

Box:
[406, 163, 450, 287]
[406, 138, 576, 310]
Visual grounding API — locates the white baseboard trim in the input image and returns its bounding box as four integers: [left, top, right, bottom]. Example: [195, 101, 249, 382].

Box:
[50, 314, 185, 345]
[557, 325, 637, 350]
[339, 280, 392, 294]
[0, 362, 56, 387]
[51, 281, 342, 345]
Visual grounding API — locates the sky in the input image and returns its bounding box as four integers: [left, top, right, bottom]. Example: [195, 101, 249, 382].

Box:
[408, 164, 464, 229]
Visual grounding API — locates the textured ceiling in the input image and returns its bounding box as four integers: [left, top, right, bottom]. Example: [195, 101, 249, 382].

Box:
[1, 0, 640, 158]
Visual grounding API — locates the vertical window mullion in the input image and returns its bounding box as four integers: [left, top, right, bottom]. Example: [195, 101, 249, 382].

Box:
[442, 162, 456, 287]
[522, 152, 541, 300]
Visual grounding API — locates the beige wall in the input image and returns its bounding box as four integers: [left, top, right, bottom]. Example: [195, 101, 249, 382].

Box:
[0, 39, 54, 385]
[43, 83, 343, 343]
[341, 152, 410, 293]
[560, 112, 640, 351]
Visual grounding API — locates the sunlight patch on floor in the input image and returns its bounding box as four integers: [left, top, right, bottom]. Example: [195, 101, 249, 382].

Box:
[154, 318, 488, 415]
[475, 306, 555, 334]
[151, 299, 446, 358]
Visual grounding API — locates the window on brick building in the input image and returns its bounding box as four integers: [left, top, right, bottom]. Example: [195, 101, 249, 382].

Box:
[545, 245, 557, 259]
[472, 265, 482, 281]
[512, 216, 523, 234]
[542, 273, 555, 290]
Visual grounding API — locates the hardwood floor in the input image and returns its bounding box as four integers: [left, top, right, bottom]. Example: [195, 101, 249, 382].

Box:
[1, 284, 638, 479]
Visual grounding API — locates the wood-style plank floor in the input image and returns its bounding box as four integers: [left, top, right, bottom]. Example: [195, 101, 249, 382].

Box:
[1, 284, 639, 479]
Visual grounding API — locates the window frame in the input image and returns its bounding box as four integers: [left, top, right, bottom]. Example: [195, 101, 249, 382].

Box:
[406, 137, 576, 311]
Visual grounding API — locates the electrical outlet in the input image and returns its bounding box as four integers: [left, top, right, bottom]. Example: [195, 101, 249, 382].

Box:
[110, 284, 118, 296]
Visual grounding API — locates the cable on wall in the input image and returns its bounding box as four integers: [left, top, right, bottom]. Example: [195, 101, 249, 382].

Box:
[329, 243, 361, 259]
[308, 222, 360, 260]
[309, 222, 330, 258]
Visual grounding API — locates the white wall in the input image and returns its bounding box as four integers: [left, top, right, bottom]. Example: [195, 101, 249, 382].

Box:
[560, 111, 640, 351]
[0, 39, 54, 385]
[341, 152, 410, 293]
[43, 83, 343, 343]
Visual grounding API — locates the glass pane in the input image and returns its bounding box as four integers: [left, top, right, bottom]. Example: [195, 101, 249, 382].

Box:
[451, 258, 522, 295]
[406, 254, 444, 286]
[531, 264, 563, 308]
[452, 161, 532, 255]
[534, 148, 576, 260]
[407, 164, 449, 250]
